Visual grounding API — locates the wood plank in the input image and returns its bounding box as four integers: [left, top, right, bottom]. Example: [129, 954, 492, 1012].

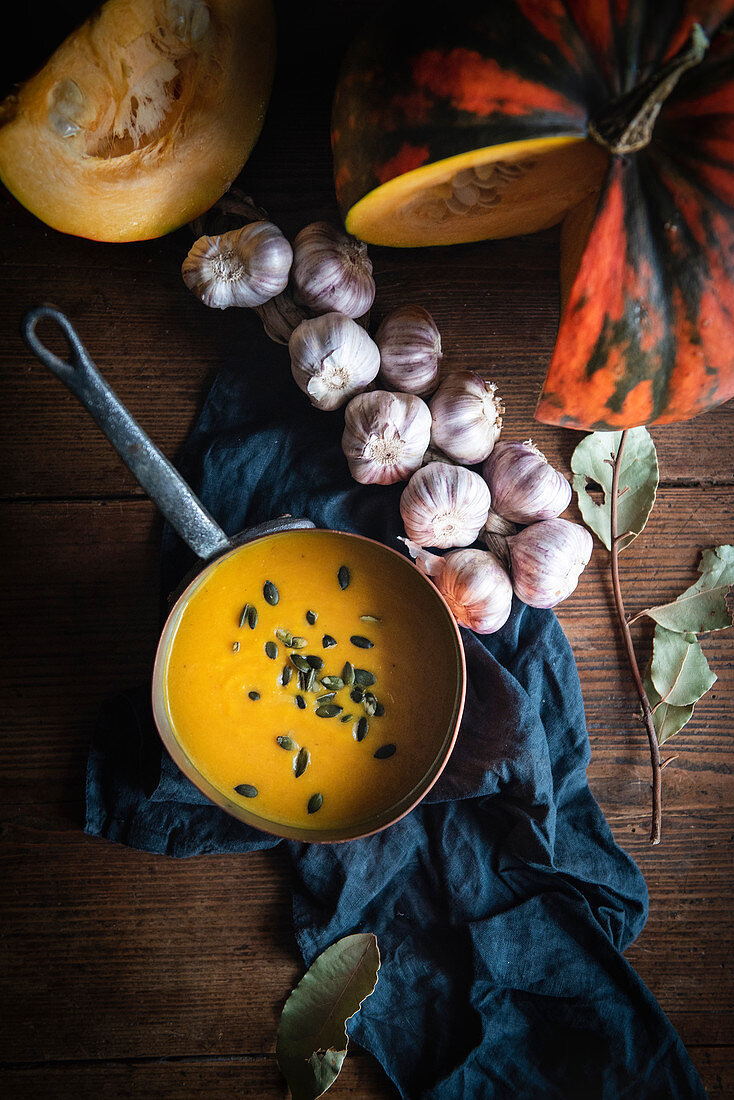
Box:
[0, 1050, 400, 1100]
[0, 811, 731, 1062]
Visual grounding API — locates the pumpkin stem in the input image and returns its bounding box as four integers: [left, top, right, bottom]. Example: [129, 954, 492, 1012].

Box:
[589, 23, 709, 156]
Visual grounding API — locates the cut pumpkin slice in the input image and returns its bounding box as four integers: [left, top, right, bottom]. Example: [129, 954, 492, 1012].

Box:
[0, 0, 276, 241]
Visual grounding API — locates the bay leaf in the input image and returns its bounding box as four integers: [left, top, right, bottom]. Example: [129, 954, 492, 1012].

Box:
[276, 932, 380, 1100]
[649, 625, 717, 708]
[571, 428, 658, 551]
[644, 545, 734, 634]
[643, 671, 695, 746]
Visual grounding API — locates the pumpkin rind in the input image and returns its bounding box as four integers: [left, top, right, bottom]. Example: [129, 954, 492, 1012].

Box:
[333, 0, 734, 429]
[0, 0, 276, 242]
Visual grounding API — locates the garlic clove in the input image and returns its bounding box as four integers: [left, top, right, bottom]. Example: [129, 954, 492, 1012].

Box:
[342, 391, 432, 485]
[428, 371, 504, 465]
[182, 221, 293, 309]
[375, 305, 442, 396]
[483, 439, 572, 524]
[289, 312, 380, 411]
[291, 221, 375, 319]
[401, 539, 513, 634]
[507, 518, 593, 608]
[400, 461, 491, 549]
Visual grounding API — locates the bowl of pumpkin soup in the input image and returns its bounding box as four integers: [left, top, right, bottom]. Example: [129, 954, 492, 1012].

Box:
[152, 527, 466, 842]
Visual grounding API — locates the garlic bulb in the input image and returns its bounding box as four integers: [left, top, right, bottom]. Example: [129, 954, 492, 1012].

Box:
[483, 440, 571, 524]
[400, 462, 491, 548]
[255, 286, 312, 345]
[402, 539, 513, 634]
[375, 305, 442, 395]
[291, 222, 375, 318]
[182, 221, 293, 309]
[342, 391, 432, 485]
[429, 371, 504, 465]
[289, 312, 380, 411]
[481, 508, 517, 570]
[507, 518, 593, 608]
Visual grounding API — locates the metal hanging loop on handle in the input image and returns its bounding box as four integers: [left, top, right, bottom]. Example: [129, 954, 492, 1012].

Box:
[22, 304, 233, 562]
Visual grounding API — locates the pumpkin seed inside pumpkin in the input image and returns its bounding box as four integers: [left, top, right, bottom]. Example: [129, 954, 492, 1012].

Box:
[315, 704, 343, 718]
[350, 635, 374, 649]
[307, 793, 323, 814]
[265, 640, 278, 659]
[277, 735, 298, 751]
[322, 634, 338, 649]
[294, 747, 310, 777]
[337, 565, 350, 590]
[374, 744, 396, 759]
[248, 690, 260, 700]
[306, 609, 318, 625]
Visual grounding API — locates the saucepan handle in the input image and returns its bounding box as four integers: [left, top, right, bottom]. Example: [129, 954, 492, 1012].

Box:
[22, 304, 234, 562]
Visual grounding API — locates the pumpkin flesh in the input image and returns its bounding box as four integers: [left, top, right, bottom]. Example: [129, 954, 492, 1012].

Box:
[0, 0, 276, 241]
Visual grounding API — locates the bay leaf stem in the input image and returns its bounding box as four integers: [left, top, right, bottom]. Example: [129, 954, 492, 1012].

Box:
[610, 429, 662, 845]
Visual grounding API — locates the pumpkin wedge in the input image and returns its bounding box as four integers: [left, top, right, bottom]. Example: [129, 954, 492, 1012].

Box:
[332, 0, 734, 430]
[0, 0, 276, 242]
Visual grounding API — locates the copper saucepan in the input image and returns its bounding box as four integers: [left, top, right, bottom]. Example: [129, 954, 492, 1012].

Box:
[22, 305, 466, 842]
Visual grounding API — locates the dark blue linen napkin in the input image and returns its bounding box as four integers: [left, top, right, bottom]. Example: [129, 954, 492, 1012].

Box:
[86, 328, 706, 1099]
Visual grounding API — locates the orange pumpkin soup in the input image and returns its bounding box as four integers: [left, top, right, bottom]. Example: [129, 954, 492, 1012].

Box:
[160, 529, 462, 833]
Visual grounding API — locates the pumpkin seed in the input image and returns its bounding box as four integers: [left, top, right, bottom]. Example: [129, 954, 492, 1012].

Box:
[232, 641, 240, 653]
[362, 692, 378, 716]
[322, 634, 337, 649]
[294, 746, 310, 777]
[350, 635, 374, 649]
[248, 691, 260, 701]
[306, 654, 324, 670]
[315, 704, 343, 718]
[307, 793, 323, 814]
[263, 580, 279, 605]
[350, 686, 364, 703]
[281, 665, 293, 686]
[374, 701, 385, 717]
[337, 565, 350, 590]
[305, 668, 317, 693]
[291, 636, 308, 649]
[275, 628, 294, 646]
[342, 661, 355, 687]
[247, 605, 258, 629]
[290, 653, 311, 673]
[306, 610, 318, 625]
[360, 614, 381, 623]
[238, 603, 252, 629]
[353, 668, 375, 687]
[354, 717, 369, 741]
[295, 694, 306, 709]
[234, 783, 258, 798]
[277, 735, 298, 751]
[340, 713, 353, 723]
[320, 675, 344, 691]
[265, 641, 278, 659]
[316, 692, 336, 704]
[374, 744, 396, 759]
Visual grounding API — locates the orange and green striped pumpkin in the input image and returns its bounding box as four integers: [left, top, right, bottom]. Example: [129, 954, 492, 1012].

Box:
[331, 0, 734, 431]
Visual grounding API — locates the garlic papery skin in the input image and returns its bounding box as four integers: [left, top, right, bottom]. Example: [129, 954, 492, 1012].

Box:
[507, 518, 593, 609]
[483, 439, 572, 524]
[182, 222, 293, 309]
[291, 222, 375, 319]
[375, 305, 442, 395]
[428, 371, 504, 465]
[400, 462, 491, 549]
[289, 312, 380, 411]
[342, 391, 432, 485]
[401, 540, 513, 634]
[481, 508, 517, 570]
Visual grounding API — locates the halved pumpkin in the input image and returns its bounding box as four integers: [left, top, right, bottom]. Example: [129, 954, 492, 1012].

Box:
[0, 0, 275, 242]
[332, 1, 734, 430]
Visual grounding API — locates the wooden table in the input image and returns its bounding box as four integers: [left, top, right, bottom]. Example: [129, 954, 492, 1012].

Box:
[2, 3, 733, 1096]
